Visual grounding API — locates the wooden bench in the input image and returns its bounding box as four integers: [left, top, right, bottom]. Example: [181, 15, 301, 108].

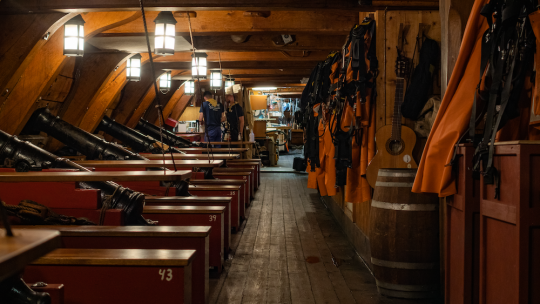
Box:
[75, 160, 223, 169]
[142, 153, 240, 160]
[227, 159, 262, 187]
[190, 179, 248, 218]
[187, 185, 242, 231]
[24, 248, 195, 304]
[212, 171, 253, 201]
[177, 148, 249, 154]
[145, 196, 232, 254]
[0, 170, 192, 225]
[226, 161, 261, 190]
[143, 206, 225, 273]
[18, 225, 211, 304]
[215, 166, 257, 197]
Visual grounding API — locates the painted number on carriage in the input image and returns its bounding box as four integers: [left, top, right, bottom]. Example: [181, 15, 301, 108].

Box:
[230, 191, 235, 195]
[209, 215, 217, 221]
[159, 269, 173, 281]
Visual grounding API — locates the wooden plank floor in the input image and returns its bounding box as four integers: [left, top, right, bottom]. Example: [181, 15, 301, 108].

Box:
[210, 160, 436, 303]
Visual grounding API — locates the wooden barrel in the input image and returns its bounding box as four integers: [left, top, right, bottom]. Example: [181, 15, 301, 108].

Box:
[369, 168, 439, 299]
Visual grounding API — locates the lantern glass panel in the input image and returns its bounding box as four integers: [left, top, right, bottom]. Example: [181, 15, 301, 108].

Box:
[64, 37, 78, 50]
[155, 36, 164, 49]
[155, 23, 165, 35]
[165, 37, 175, 50]
[185, 81, 195, 94]
[211, 72, 222, 88]
[65, 24, 78, 36]
[79, 38, 84, 50]
[165, 23, 175, 36]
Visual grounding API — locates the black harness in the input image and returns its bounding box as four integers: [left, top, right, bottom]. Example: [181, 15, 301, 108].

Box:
[452, 0, 536, 198]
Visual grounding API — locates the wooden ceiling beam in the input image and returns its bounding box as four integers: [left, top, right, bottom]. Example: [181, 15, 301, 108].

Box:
[153, 51, 330, 63]
[98, 11, 358, 36]
[154, 61, 318, 70]
[190, 35, 346, 52]
[0, 13, 76, 96]
[0, 11, 141, 135]
[0, 1, 437, 14]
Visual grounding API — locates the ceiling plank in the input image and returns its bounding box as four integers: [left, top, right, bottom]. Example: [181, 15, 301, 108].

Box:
[0, 1, 438, 13]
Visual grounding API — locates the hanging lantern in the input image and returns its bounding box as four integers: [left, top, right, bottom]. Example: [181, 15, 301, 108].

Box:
[126, 54, 142, 82]
[154, 11, 177, 56]
[63, 15, 85, 57]
[210, 71, 222, 89]
[191, 52, 208, 78]
[225, 78, 235, 88]
[159, 71, 172, 94]
[184, 80, 195, 95]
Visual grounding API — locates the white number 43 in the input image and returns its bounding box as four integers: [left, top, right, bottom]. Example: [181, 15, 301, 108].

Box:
[159, 269, 173, 281]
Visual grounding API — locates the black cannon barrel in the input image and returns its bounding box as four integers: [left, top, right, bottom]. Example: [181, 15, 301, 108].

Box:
[28, 108, 146, 161]
[97, 116, 184, 154]
[0, 130, 149, 225]
[136, 118, 196, 148]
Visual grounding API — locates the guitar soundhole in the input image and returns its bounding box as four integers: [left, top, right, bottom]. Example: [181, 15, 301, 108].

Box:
[386, 139, 405, 156]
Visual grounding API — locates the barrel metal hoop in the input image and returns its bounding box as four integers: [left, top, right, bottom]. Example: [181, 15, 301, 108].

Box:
[371, 200, 438, 211]
[371, 257, 437, 269]
[377, 171, 417, 178]
[375, 181, 414, 187]
[375, 279, 439, 292]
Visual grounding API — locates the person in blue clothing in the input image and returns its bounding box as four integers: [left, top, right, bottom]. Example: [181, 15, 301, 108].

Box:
[199, 91, 225, 144]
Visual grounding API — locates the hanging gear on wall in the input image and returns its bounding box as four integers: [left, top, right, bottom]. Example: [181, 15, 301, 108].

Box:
[459, 0, 536, 199]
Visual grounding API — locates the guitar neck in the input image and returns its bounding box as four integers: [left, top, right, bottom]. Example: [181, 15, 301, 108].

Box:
[392, 77, 405, 140]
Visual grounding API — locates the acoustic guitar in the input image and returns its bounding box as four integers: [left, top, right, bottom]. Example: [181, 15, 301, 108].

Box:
[366, 51, 417, 188]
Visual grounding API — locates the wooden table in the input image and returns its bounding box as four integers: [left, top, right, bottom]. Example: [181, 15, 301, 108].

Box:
[75, 160, 223, 169]
[0, 171, 192, 182]
[0, 229, 60, 282]
[142, 153, 239, 160]
[177, 148, 248, 153]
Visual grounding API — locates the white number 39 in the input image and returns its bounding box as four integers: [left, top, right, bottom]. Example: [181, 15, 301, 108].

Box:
[209, 215, 217, 221]
[159, 269, 173, 281]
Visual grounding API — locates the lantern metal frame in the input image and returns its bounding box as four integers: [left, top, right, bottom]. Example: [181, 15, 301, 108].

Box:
[159, 71, 172, 94]
[210, 70, 222, 89]
[184, 80, 195, 95]
[63, 15, 85, 57]
[154, 11, 177, 56]
[191, 52, 208, 78]
[126, 54, 142, 82]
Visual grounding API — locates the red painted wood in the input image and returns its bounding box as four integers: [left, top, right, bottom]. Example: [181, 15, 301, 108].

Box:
[143, 211, 224, 273]
[216, 168, 255, 199]
[188, 189, 240, 231]
[227, 163, 259, 191]
[213, 172, 252, 203]
[446, 144, 480, 304]
[479, 143, 540, 304]
[0, 182, 101, 209]
[144, 199, 231, 253]
[190, 179, 247, 220]
[60, 235, 208, 304]
[24, 264, 191, 304]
